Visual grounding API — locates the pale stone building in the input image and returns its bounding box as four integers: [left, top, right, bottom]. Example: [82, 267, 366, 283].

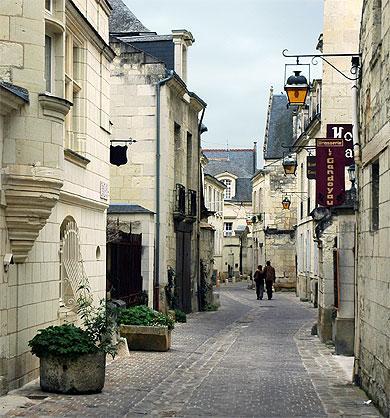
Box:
[109, 0, 206, 312]
[252, 91, 296, 289]
[294, 79, 321, 305]
[355, 0, 390, 414]
[203, 146, 255, 278]
[203, 173, 225, 277]
[0, 0, 113, 393]
[311, 0, 362, 356]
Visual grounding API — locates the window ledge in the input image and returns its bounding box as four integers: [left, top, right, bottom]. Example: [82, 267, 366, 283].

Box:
[64, 148, 90, 168]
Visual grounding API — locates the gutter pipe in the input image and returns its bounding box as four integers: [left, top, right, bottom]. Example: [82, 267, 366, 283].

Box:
[155, 70, 174, 311]
[197, 107, 206, 310]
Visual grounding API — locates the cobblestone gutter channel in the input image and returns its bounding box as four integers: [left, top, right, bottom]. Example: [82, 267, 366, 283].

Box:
[1, 285, 383, 417]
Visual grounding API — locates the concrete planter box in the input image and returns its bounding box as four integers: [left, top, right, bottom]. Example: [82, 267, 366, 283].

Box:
[120, 325, 171, 351]
[39, 351, 106, 394]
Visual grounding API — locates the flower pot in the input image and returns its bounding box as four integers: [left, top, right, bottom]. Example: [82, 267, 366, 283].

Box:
[39, 351, 106, 394]
[120, 325, 171, 351]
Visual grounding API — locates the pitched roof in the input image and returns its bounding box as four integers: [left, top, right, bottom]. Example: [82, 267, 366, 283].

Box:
[203, 148, 256, 202]
[203, 148, 256, 179]
[108, 204, 154, 214]
[109, 0, 151, 33]
[263, 94, 293, 160]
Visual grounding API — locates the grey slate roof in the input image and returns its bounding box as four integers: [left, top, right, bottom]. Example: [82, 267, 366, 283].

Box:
[0, 81, 29, 102]
[108, 204, 154, 214]
[109, 0, 151, 33]
[203, 148, 256, 202]
[203, 149, 256, 178]
[264, 94, 293, 160]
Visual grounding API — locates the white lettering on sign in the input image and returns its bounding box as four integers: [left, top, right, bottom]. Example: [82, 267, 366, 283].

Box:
[100, 181, 109, 201]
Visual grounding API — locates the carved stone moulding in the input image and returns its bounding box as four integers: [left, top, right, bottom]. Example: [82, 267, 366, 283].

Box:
[4, 168, 63, 263]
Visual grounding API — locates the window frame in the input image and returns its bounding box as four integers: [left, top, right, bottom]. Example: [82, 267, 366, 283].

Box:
[224, 222, 233, 237]
[44, 34, 54, 93]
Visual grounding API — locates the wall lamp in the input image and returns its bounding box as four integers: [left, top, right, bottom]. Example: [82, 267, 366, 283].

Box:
[282, 50, 361, 106]
[281, 191, 309, 210]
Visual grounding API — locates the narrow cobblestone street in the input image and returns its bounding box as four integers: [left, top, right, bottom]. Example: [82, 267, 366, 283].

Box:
[2, 284, 382, 417]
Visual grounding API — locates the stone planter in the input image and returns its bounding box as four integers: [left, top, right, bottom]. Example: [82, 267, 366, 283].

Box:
[120, 325, 171, 351]
[39, 351, 106, 394]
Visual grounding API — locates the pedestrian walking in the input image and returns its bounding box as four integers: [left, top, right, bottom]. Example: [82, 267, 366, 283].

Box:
[263, 260, 276, 300]
[253, 265, 265, 300]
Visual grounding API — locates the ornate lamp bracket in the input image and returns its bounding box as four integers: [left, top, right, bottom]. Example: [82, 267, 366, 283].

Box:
[282, 49, 361, 81]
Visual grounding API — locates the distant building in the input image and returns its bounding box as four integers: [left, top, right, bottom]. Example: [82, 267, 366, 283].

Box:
[252, 90, 297, 290]
[203, 145, 256, 278]
[109, 0, 206, 312]
[203, 172, 226, 278]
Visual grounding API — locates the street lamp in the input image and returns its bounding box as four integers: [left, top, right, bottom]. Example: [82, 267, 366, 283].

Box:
[284, 71, 309, 106]
[282, 195, 291, 210]
[282, 154, 298, 175]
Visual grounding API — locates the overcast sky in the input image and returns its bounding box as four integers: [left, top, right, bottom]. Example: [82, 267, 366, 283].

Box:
[123, 0, 323, 164]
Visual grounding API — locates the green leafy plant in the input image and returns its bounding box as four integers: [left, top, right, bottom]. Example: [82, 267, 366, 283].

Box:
[174, 308, 187, 323]
[29, 286, 118, 360]
[118, 305, 174, 330]
[77, 293, 118, 358]
[29, 324, 98, 359]
[205, 303, 219, 312]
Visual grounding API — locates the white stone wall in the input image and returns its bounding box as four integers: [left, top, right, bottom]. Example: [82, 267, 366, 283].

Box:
[356, 0, 390, 413]
[0, 0, 111, 391]
[110, 41, 203, 309]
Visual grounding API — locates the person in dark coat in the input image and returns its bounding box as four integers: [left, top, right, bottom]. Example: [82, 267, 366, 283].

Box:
[263, 260, 276, 300]
[253, 265, 265, 300]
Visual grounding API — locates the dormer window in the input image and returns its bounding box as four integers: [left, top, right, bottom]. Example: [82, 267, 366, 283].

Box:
[222, 179, 232, 199]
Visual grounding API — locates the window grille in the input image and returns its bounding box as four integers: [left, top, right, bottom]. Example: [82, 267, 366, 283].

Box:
[174, 184, 186, 215]
[60, 219, 90, 310]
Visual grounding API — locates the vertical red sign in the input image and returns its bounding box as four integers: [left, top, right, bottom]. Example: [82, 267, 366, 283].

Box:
[316, 139, 345, 207]
[326, 124, 354, 165]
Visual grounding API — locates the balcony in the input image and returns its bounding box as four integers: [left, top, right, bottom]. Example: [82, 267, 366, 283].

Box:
[187, 189, 197, 218]
[174, 183, 186, 221]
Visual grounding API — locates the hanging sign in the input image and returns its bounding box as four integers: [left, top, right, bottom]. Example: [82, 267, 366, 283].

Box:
[306, 155, 316, 179]
[110, 145, 128, 166]
[316, 139, 345, 207]
[326, 124, 354, 165]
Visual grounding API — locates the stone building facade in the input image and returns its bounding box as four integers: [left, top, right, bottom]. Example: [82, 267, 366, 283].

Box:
[109, 0, 206, 312]
[252, 91, 297, 290]
[203, 173, 225, 277]
[355, 0, 390, 414]
[293, 79, 321, 305]
[313, 0, 362, 356]
[0, 0, 113, 393]
[203, 146, 255, 278]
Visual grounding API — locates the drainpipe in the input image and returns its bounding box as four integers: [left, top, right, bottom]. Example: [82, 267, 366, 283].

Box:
[351, 55, 361, 382]
[352, 57, 361, 165]
[197, 107, 206, 311]
[155, 70, 174, 311]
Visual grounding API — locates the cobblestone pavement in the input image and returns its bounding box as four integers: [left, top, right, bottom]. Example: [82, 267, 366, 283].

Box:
[3, 284, 382, 417]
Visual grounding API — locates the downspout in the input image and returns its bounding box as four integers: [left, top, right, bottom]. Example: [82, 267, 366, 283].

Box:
[351, 56, 361, 383]
[197, 107, 206, 311]
[155, 70, 174, 311]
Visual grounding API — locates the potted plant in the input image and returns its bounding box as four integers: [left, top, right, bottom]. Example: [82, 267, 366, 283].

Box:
[118, 305, 174, 351]
[29, 293, 117, 394]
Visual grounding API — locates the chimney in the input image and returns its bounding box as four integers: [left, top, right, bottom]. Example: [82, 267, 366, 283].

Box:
[172, 30, 194, 84]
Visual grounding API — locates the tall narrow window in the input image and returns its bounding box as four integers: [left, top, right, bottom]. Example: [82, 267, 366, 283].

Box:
[45, 35, 52, 93]
[186, 132, 192, 189]
[45, 0, 52, 12]
[222, 179, 232, 200]
[65, 32, 83, 152]
[371, 159, 380, 231]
